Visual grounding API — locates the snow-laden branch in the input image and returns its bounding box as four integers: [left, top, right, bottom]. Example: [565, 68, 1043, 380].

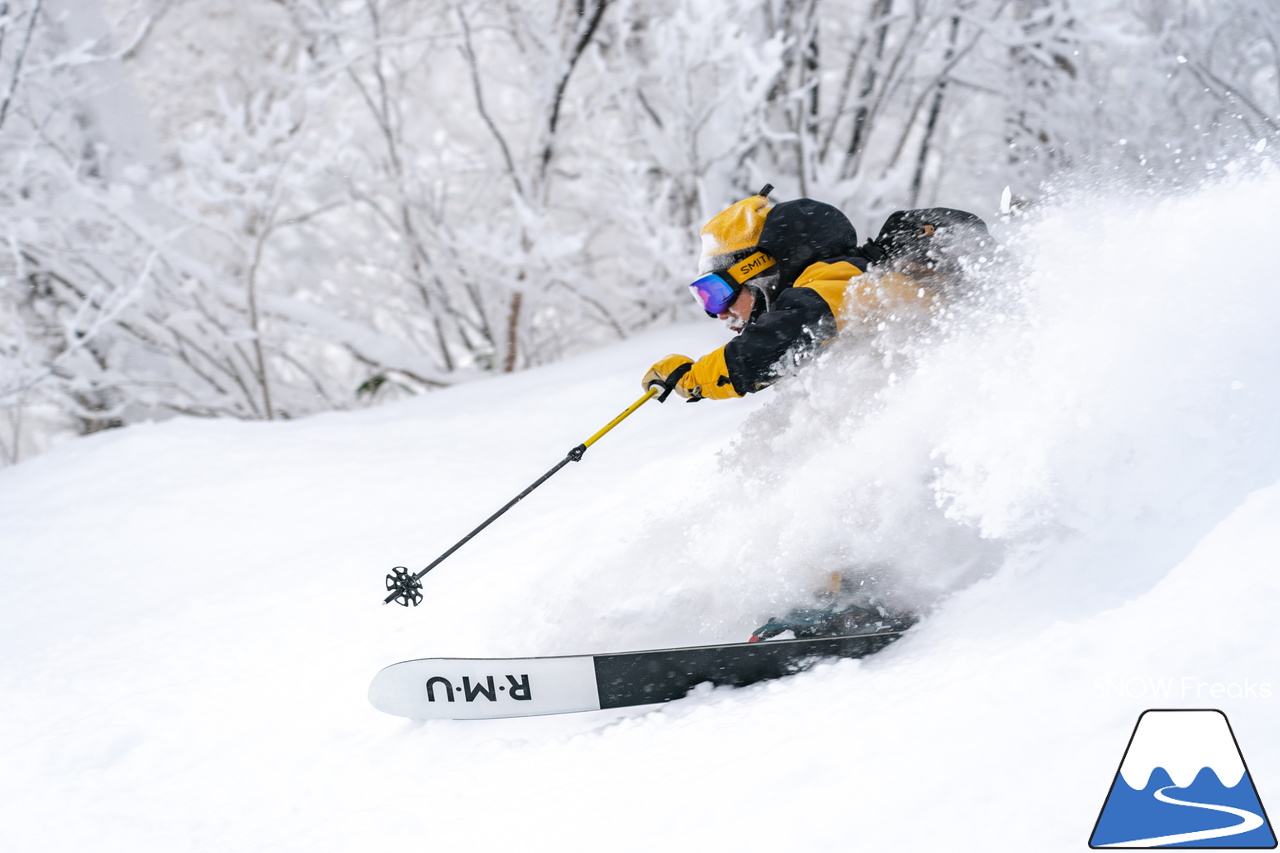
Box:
[0, 0, 41, 133]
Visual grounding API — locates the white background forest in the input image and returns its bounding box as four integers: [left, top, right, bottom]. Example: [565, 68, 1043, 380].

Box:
[1, 0, 1278, 463]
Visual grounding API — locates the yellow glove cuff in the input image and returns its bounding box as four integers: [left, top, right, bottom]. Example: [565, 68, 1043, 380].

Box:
[687, 347, 741, 400]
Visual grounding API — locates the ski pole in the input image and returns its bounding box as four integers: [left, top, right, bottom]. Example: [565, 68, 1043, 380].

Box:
[383, 386, 661, 606]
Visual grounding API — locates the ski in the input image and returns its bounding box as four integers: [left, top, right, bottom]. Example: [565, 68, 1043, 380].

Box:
[368, 629, 906, 720]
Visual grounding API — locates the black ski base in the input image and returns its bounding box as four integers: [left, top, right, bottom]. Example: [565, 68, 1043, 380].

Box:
[593, 630, 903, 709]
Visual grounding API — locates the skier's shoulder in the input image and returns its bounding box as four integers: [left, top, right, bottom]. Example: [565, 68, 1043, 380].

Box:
[759, 271, 845, 327]
[794, 256, 872, 287]
[782, 256, 871, 309]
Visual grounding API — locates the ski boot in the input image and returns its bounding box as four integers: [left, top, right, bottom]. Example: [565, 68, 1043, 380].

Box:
[749, 571, 917, 642]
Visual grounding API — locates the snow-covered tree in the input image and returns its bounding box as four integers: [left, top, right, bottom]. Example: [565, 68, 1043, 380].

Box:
[2, 0, 1275, 464]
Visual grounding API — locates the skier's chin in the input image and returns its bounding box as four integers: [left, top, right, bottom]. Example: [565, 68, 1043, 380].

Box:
[723, 316, 746, 334]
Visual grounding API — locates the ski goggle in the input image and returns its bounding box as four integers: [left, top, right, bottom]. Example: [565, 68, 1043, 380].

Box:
[687, 251, 777, 316]
[689, 271, 741, 316]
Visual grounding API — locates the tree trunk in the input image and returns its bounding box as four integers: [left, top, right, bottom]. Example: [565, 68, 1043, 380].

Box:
[909, 16, 960, 207]
[503, 291, 523, 373]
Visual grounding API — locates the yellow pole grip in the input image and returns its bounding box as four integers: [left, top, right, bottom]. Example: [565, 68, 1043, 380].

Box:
[580, 386, 660, 450]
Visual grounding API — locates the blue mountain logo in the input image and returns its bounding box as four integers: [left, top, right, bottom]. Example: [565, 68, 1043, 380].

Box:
[1091, 709, 1276, 848]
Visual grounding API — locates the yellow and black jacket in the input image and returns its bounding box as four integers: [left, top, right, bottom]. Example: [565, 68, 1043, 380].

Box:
[682, 199, 940, 399]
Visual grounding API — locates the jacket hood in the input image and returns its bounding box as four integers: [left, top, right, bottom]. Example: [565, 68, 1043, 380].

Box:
[757, 199, 861, 289]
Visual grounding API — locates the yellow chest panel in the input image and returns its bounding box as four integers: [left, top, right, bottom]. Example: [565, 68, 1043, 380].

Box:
[794, 262, 940, 331]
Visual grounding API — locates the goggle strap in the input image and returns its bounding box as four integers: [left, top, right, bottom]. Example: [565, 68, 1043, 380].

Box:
[725, 251, 776, 285]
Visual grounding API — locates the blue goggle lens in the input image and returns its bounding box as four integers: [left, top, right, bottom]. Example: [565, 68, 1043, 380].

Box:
[689, 272, 740, 316]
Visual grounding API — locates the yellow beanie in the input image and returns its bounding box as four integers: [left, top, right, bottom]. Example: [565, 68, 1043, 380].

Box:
[698, 192, 773, 274]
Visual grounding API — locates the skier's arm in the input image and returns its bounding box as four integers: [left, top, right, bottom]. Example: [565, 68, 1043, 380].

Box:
[725, 261, 940, 393]
[722, 286, 839, 394]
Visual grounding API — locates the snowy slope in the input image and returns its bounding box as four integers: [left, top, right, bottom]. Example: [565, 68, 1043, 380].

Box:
[2, 173, 1279, 852]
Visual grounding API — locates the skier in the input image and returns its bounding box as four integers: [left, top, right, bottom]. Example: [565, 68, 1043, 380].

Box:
[642, 186, 970, 641]
[641, 186, 941, 403]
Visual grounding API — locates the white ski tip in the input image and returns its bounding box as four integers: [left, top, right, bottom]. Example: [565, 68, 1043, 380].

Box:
[368, 655, 602, 720]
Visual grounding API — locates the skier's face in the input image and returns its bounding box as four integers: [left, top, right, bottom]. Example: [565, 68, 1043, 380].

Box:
[719, 288, 754, 334]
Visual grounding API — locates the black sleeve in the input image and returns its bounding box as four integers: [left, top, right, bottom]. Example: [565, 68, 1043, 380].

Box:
[723, 287, 838, 394]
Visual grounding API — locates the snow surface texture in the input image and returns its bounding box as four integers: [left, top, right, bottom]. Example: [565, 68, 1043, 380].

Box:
[2, 172, 1279, 851]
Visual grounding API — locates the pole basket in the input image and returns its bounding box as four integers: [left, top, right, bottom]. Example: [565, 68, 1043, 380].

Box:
[385, 566, 424, 607]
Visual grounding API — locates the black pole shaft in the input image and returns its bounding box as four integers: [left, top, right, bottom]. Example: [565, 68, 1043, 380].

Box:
[381, 444, 586, 604]
[383, 388, 658, 606]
